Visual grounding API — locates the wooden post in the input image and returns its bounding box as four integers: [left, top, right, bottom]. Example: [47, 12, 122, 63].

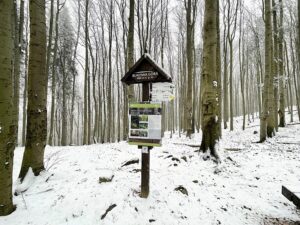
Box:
[141, 146, 150, 198]
[121, 53, 172, 198]
[141, 83, 150, 198]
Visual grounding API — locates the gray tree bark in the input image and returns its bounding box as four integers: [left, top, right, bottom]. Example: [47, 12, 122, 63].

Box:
[200, 0, 220, 162]
[0, 0, 17, 216]
[83, 0, 89, 145]
[278, 0, 285, 127]
[19, 0, 47, 180]
[260, 0, 273, 142]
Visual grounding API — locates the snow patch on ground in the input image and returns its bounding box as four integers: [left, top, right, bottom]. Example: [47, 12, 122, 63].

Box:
[0, 112, 299, 225]
[14, 168, 35, 195]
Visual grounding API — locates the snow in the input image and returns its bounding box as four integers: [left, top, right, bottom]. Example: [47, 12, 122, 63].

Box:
[14, 168, 35, 195]
[0, 112, 299, 225]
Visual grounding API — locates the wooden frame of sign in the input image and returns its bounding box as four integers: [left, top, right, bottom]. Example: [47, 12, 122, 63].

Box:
[121, 53, 172, 85]
[121, 53, 172, 198]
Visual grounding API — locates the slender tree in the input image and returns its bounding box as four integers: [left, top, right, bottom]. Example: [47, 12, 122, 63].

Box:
[278, 0, 285, 127]
[260, 0, 273, 142]
[272, 0, 279, 131]
[226, 0, 239, 131]
[184, 0, 197, 137]
[48, 0, 62, 145]
[125, 0, 135, 139]
[83, 0, 89, 145]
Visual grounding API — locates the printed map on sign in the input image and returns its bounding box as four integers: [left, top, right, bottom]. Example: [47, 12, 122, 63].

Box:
[151, 82, 175, 102]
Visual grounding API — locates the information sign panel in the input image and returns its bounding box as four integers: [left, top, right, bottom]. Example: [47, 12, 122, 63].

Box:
[151, 82, 175, 102]
[129, 103, 162, 147]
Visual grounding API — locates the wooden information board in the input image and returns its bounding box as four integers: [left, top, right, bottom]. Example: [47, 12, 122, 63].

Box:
[128, 103, 162, 147]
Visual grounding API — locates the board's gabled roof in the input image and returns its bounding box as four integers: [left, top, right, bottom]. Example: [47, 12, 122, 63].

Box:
[121, 53, 172, 85]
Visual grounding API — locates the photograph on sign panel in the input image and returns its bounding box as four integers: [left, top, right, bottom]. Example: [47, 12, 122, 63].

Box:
[139, 122, 148, 129]
[130, 130, 148, 138]
[131, 116, 139, 129]
[139, 115, 148, 122]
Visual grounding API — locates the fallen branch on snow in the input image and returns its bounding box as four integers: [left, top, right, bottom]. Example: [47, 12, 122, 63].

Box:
[101, 204, 117, 220]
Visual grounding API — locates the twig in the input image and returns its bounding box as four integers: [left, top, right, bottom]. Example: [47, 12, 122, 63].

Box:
[26, 188, 54, 196]
[21, 193, 27, 210]
[101, 204, 117, 220]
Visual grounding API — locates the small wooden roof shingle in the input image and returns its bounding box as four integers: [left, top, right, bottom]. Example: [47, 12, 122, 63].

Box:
[121, 53, 172, 85]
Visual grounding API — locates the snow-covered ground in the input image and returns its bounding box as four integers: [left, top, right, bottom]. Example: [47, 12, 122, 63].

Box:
[1, 113, 300, 225]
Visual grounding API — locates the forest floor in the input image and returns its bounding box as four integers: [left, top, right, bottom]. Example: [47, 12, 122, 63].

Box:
[1, 112, 300, 225]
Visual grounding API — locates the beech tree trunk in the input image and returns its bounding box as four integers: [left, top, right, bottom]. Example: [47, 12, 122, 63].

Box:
[125, 0, 135, 140]
[19, 0, 47, 180]
[260, 0, 273, 142]
[200, 0, 220, 162]
[48, 0, 60, 145]
[278, 0, 285, 127]
[272, 0, 279, 131]
[0, 0, 17, 216]
[185, 0, 197, 137]
[83, 0, 89, 145]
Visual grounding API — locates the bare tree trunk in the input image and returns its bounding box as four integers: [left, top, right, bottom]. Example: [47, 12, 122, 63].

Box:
[200, 0, 220, 162]
[278, 0, 285, 127]
[13, 1, 21, 144]
[290, 35, 300, 121]
[226, 0, 238, 131]
[46, 0, 54, 81]
[284, 40, 293, 122]
[48, 0, 60, 145]
[125, 0, 135, 140]
[184, 0, 197, 137]
[19, 0, 47, 180]
[0, 0, 17, 216]
[239, 5, 246, 130]
[61, 54, 67, 146]
[83, 0, 89, 145]
[216, 0, 222, 136]
[107, 1, 113, 142]
[223, 20, 229, 129]
[295, 0, 300, 120]
[229, 40, 234, 131]
[22, 5, 29, 146]
[70, 0, 81, 145]
[114, 19, 121, 142]
[260, 0, 273, 142]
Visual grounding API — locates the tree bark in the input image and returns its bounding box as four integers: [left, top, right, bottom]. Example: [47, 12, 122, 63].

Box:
[278, 0, 285, 127]
[0, 0, 17, 216]
[83, 0, 89, 145]
[200, 0, 220, 162]
[70, 0, 81, 145]
[13, 1, 21, 145]
[260, 0, 273, 142]
[48, 0, 60, 145]
[19, 0, 47, 180]
[272, 0, 279, 131]
[185, 0, 196, 137]
[125, 0, 135, 140]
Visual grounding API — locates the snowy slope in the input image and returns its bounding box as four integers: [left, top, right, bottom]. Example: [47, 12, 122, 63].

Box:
[1, 114, 300, 225]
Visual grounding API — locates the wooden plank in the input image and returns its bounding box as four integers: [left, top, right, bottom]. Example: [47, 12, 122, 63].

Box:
[282, 185, 300, 208]
[141, 148, 150, 198]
